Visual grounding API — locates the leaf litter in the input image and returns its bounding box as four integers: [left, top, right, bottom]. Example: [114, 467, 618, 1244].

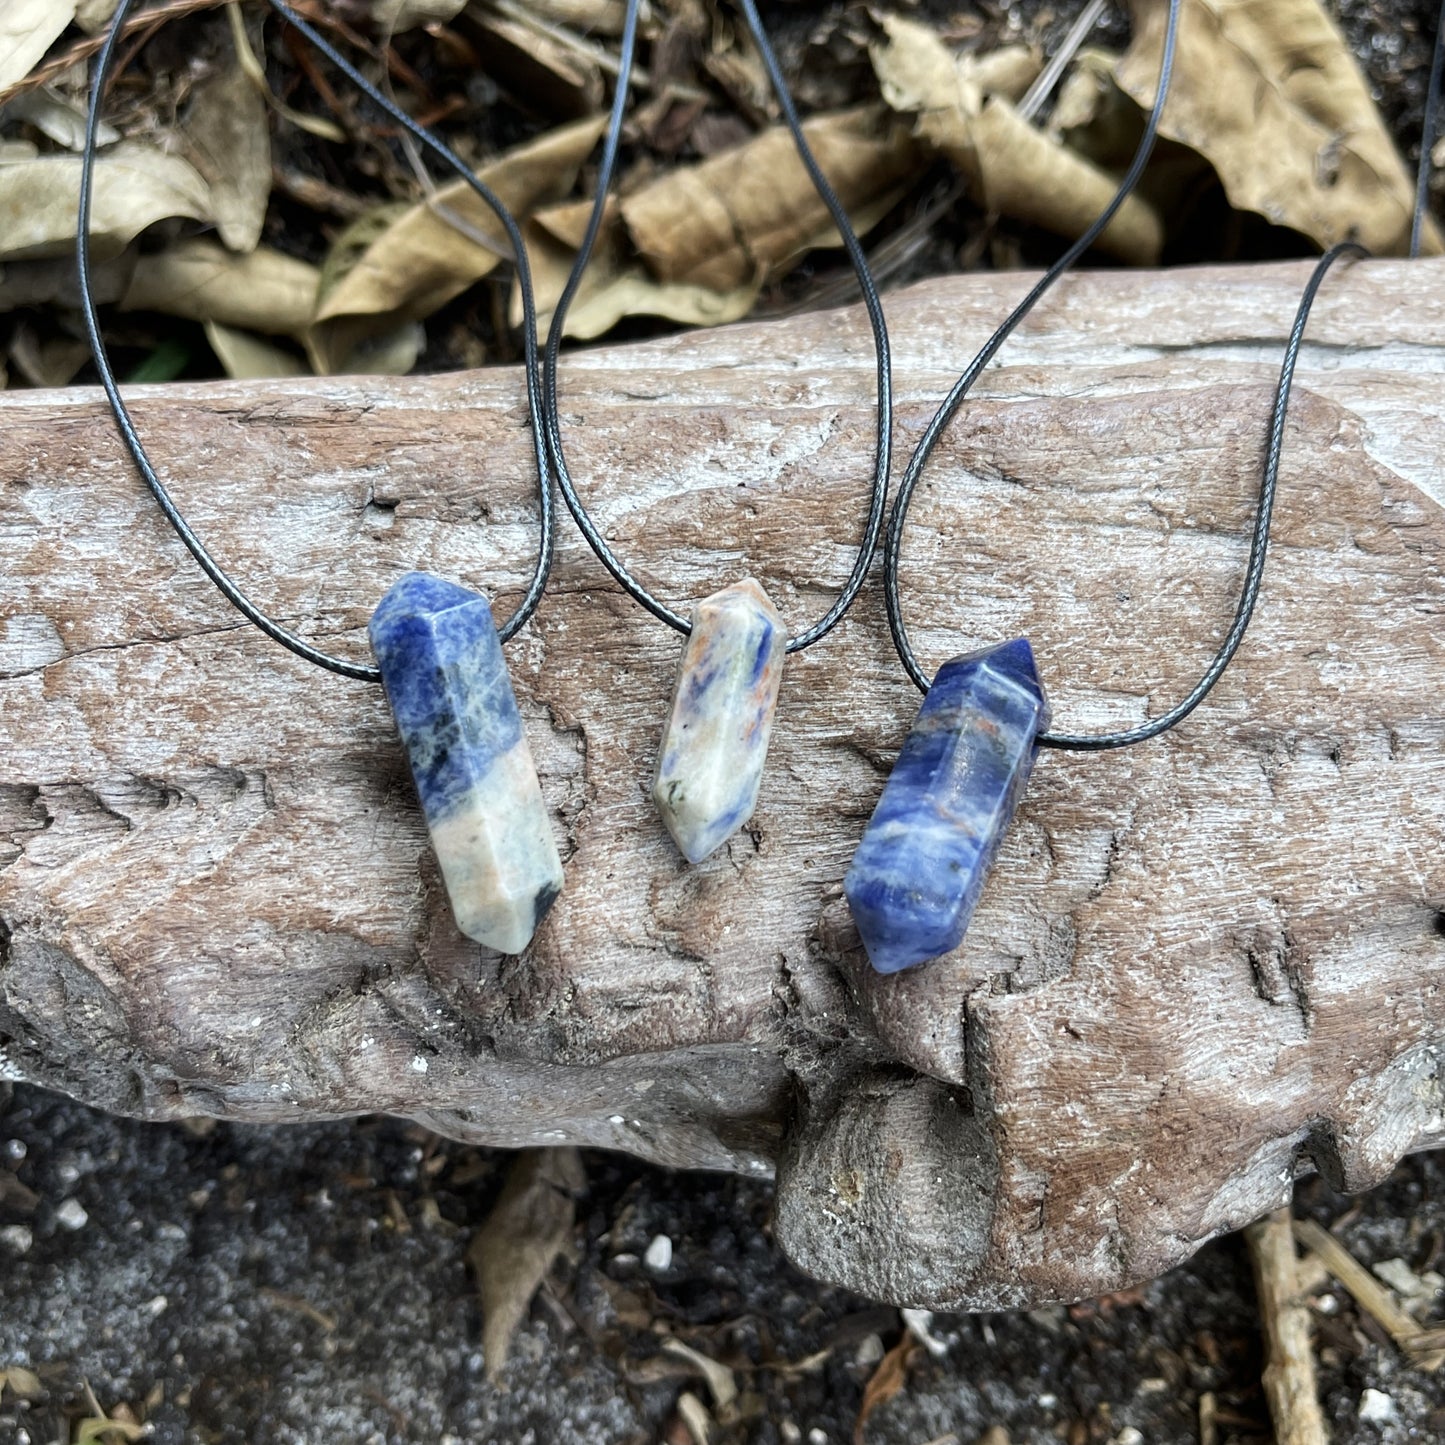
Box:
[2, 0, 1437, 393]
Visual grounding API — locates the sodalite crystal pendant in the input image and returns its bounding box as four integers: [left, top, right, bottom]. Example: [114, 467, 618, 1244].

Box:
[653, 578, 787, 863]
[844, 638, 1050, 974]
[369, 572, 563, 955]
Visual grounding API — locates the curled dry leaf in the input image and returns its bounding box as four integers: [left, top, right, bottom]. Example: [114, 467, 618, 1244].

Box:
[123, 238, 319, 336]
[0, 0, 77, 92]
[852, 1333, 918, 1445]
[870, 15, 1161, 264]
[521, 205, 759, 342]
[660, 1339, 739, 1414]
[1118, 0, 1440, 256]
[178, 28, 272, 254]
[308, 115, 606, 374]
[620, 106, 919, 292]
[0, 141, 212, 263]
[466, 1148, 585, 1382]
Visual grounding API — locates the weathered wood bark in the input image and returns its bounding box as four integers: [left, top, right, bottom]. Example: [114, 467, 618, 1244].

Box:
[2, 260, 1443, 1309]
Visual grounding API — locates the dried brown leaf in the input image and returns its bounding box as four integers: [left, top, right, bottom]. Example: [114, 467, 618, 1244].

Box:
[853, 1334, 918, 1445]
[308, 114, 606, 373]
[519, 212, 759, 341]
[224, 1, 344, 145]
[204, 321, 307, 379]
[0, 252, 133, 312]
[968, 46, 1042, 103]
[507, 0, 625, 32]
[467, 1147, 584, 1382]
[0, 1366, 44, 1400]
[620, 106, 918, 292]
[675, 1391, 712, 1445]
[74, 0, 121, 33]
[5, 88, 119, 150]
[372, 0, 468, 29]
[870, 16, 1160, 264]
[73, 1420, 149, 1445]
[1118, 0, 1440, 256]
[469, 11, 604, 117]
[0, 141, 212, 263]
[660, 1339, 738, 1413]
[0, 1, 78, 92]
[8, 320, 89, 387]
[179, 24, 272, 253]
[123, 239, 319, 336]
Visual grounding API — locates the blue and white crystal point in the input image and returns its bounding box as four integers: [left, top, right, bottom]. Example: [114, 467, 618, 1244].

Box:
[844, 638, 1049, 974]
[653, 578, 787, 864]
[369, 571, 563, 955]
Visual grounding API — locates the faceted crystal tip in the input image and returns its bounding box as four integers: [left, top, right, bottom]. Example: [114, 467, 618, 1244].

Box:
[653, 578, 787, 864]
[369, 571, 563, 954]
[844, 637, 1049, 974]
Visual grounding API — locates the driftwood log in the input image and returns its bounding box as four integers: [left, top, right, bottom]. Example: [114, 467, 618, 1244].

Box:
[2, 260, 1443, 1310]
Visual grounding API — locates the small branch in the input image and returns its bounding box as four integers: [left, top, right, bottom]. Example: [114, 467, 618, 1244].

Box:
[1292, 1217, 1420, 1344]
[1246, 1209, 1328, 1445]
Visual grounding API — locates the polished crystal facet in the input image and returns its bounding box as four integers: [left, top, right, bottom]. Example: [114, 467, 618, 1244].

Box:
[844, 638, 1049, 974]
[370, 571, 563, 954]
[653, 578, 787, 864]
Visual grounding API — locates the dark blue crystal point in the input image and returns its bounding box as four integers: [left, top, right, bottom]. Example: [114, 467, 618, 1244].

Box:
[844, 638, 1049, 974]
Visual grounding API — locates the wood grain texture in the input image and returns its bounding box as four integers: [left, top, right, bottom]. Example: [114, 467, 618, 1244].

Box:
[2, 259, 1442, 1308]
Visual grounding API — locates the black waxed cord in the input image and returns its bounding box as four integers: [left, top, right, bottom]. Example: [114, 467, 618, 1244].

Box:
[883, 0, 1182, 714]
[77, 0, 555, 682]
[881, 0, 1366, 755]
[541, 0, 894, 654]
[1041, 240, 1366, 750]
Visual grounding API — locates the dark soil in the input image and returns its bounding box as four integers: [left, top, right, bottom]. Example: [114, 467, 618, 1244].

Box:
[3, 1081, 1445, 1445]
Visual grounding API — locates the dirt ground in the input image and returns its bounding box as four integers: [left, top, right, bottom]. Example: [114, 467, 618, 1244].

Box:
[2, 1081, 1445, 1445]
[8, 1086, 1445, 1445]
[4, 1, 1445, 1442]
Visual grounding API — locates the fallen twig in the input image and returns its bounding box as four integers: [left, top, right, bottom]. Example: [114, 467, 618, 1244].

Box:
[1246, 1209, 1327, 1445]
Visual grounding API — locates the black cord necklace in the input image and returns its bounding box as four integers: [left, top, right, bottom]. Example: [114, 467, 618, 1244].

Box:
[78, 0, 563, 955]
[844, 0, 1440, 975]
[541, 0, 894, 864]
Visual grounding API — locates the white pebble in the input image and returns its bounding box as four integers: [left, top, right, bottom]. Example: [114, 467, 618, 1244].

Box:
[3, 1138, 26, 1162]
[643, 1234, 673, 1273]
[902, 1306, 949, 1358]
[55, 1197, 88, 1230]
[146, 1295, 169, 1316]
[410, 1055, 429, 1074]
[780, 1424, 802, 1445]
[808, 1431, 829, 1445]
[1359, 1389, 1398, 1424]
[1113, 1429, 1145, 1445]
[0, 1224, 33, 1254]
[854, 1333, 884, 1367]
